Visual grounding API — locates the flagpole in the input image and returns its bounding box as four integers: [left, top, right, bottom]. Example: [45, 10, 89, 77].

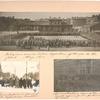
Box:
[26, 61, 28, 88]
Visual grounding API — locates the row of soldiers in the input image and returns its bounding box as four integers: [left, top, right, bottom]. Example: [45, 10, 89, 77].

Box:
[19, 78, 32, 88]
[1, 35, 100, 49]
[16, 36, 100, 49]
[0, 77, 39, 89]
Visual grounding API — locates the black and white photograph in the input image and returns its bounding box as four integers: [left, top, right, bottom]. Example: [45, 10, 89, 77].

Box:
[0, 12, 100, 51]
[54, 59, 100, 92]
[0, 61, 39, 98]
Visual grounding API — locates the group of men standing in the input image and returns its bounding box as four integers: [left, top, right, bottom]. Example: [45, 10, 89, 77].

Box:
[19, 78, 32, 89]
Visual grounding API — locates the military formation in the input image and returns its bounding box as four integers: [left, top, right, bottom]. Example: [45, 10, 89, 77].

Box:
[0, 77, 39, 89]
[0, 34, 99, 50]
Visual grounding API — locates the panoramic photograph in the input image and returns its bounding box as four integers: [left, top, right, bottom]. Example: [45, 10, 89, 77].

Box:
[0, 12, 100, 51]
[54, 59, 100, 92]
[0, 61, 39, 98]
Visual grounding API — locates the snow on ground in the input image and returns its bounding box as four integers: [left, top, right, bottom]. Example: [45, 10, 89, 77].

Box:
[0, 87, 36, 98]
[0, 87, 34, 93]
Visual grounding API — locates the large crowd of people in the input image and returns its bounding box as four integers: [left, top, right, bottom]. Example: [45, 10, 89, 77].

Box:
[0, 77, 39, 89]
[15, 37, 100, 49]
[0, 34, 100, 50]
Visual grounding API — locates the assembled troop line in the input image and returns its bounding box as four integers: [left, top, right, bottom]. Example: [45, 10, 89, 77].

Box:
[0, 72, 39, 90]
[0, 34, 99, 50]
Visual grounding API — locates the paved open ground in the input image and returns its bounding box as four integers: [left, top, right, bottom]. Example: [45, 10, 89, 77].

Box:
[0, 46, 100, 51]
[0, 87, 36, 98]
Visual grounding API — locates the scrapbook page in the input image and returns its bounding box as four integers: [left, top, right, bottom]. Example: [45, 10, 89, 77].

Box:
[0, 1, 100, 99]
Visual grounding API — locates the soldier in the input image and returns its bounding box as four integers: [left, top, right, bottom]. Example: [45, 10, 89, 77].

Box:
[22, 78, 26, 89]
[19, 78, 23, 88]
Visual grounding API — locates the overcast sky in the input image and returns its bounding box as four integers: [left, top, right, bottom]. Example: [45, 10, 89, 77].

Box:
[0, 61, 39, 78]
[0, 12, 100, 20]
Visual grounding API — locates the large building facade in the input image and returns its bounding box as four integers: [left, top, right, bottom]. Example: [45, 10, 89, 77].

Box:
[54, 59, 100, 78]
[18, 18, 73, 35]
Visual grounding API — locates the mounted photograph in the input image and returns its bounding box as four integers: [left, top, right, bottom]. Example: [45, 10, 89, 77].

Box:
[54, 59, 100, 92]
[0, 12, 100, 51]
[0, 61, 39, 98]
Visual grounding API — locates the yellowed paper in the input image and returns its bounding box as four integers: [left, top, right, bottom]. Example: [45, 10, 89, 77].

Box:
[0, 1, 100, 99]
